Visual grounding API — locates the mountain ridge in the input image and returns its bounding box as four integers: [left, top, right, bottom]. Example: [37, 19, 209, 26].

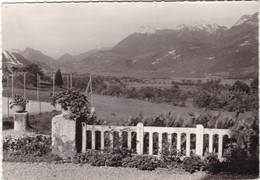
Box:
[72, 12, 258, 78]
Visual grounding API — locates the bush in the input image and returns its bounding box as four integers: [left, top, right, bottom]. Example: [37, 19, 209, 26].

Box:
[3, 135, 51, 158]
[122, 155, 161, 170]
[73, 149, 162, 171]
[222, 144, 259, 174]
[182, 155, 205, 173]
[230, 80, 250, 94]
[203, 153, 222, 174]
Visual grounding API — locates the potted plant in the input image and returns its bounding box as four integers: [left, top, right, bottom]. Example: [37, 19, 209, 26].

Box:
[51, 88, 91, 120]
[10, 94, 29, 112]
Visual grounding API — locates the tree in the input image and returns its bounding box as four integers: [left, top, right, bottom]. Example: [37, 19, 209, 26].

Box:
[230, 80, 250, 94]
[55, 69, 63, 88]
[250, 78, 258, 92]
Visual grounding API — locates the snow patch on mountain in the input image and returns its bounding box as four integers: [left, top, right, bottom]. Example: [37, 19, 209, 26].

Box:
[133, 59, 138, 63]
[3, 51, 23, 65]
[233, 15, 251, 27]
[5, 49, 22, 54]
[137, 25, 156, 34]
[176, 23, 227, 34]
[239, 40, 251, 47]
[206, 57, 215, 60]
[168, 50, 176, 55]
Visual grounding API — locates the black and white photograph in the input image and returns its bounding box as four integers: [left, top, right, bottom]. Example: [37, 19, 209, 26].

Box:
[1, 1, 259, 179]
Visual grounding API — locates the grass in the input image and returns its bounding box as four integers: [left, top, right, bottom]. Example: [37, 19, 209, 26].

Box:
[3, 110, 61, 135]
[91, 94, 197, 125]
[2, 87, 66, 102]
[2, 87, 198, 124]
[2, 87, 253, 125]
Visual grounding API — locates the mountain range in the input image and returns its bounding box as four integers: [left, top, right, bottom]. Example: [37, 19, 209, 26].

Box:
[2, 12, 258, 78]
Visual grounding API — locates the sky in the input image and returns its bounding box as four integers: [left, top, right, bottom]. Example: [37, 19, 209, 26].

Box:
[2, 1, 258, 59]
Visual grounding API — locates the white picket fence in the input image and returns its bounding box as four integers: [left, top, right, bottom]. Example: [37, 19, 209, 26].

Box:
[82, 122, 231, 158]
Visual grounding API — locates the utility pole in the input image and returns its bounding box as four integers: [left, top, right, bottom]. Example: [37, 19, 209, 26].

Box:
[67, 73, 69, 89]
[38, 74, 41, 115]
[53, 72, 55, 95]
[37, 73, 39, 102]
[70, 73, 73, 88]
[24, 72, 26, 98]
[11, 72, 14, 98]
[7, 75, 10, 121]
[90, 74, 92, 105]
[37, 73, 42, 114]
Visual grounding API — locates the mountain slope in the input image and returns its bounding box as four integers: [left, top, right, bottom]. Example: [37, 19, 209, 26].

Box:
[2, 51, 31, 72]
[21, 48, 60, 70]
[72, 12, 258, 78]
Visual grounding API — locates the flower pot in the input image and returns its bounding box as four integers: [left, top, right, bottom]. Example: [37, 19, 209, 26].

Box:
[13, 105, 26, 113]
[62, 108, 72, 116]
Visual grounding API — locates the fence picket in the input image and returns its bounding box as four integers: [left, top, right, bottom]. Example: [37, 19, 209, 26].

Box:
[186, 133, 190, 156]
[149, 132, 153, 155]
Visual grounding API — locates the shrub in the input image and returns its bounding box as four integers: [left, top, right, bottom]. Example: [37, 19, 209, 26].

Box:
[230, 80, 250, 94]
[161, 147, 182, 168]
[222, 143, 259, 174]
[182, 155, 205, 173]
[10, 94, 29, 109]
[3, 135, 51, 157]
[73, 150, 161, 171]
[122, 155, 161, 170]
[203, 153, 222, 174]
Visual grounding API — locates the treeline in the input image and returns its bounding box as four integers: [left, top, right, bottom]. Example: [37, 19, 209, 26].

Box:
[73, 76, 188, 106]
[193, 79, 258, 113]
[70, 75, 259, 112]
[3, 63, 51, 88]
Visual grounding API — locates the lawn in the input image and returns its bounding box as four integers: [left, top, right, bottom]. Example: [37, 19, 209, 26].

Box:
[3, 87, 199, 124]
[91, 94, 197, 124]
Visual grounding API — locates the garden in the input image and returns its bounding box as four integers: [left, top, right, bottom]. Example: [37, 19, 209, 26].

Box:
[2, 85, 259, 178]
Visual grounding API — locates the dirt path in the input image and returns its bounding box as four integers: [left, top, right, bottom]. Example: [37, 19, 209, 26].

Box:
[3, 162, 208, 180]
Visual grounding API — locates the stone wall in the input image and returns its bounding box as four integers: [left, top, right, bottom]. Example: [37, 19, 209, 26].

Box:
[52, 114, 77, 159]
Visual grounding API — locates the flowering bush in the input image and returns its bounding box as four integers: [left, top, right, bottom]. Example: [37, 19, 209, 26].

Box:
[10, 94, 29, 109]
[3, 135, 51, 156]
[51, 89, 90, 120]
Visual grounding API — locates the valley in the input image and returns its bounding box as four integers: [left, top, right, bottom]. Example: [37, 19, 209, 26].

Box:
[1, 11, 258, 124]
[2, 12, 258, 79]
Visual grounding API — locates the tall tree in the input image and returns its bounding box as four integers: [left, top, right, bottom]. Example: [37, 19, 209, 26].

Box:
[55, 69, 63, 88]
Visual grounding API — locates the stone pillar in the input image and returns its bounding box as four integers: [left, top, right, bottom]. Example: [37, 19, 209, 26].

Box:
[14, 112, 29, 131]
[196, 124, 204, 156]
[136, 123, 144, 155]
[52, 114, 76, 159]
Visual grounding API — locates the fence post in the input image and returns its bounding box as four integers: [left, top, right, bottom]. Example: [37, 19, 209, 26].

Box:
[196, 124, 204, 156]
[218, 134, 223, 158]
[136, 123, 144, 155]
[82, 123, 87, 153]
[101, 131, 104, 150]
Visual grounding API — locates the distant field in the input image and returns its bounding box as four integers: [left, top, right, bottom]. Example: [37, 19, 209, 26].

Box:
[91, 94, 197, 124]
[126, 82, 198, 92]
[3, 87, 65, 102]
[2, 87, 198, 124]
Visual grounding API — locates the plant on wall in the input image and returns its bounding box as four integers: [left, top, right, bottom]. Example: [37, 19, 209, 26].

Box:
[51, 88, 90, 120]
